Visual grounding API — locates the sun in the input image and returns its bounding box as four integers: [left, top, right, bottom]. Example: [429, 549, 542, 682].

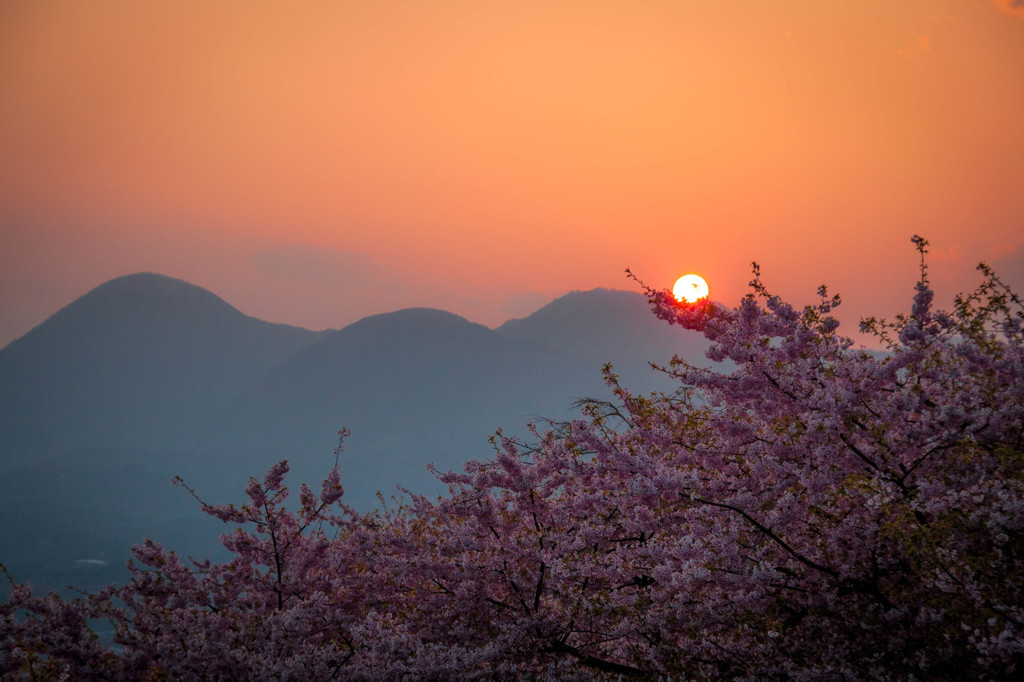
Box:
[673, 274, 709, 303]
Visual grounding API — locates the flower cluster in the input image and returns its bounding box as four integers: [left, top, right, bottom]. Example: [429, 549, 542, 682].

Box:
[3, 238, 1021, 679]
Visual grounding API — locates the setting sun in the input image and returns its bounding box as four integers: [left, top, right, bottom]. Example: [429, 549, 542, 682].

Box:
[673, 274, 709, 303]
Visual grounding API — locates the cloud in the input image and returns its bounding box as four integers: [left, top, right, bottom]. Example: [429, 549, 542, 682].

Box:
[992, 0, 1024, 19]
[929, 244, 965, 265]
[991, 244, 1024, 292]
[500, 291, 557, 319]
[898, 34, 931, 55]
[250, 244, 381, 286]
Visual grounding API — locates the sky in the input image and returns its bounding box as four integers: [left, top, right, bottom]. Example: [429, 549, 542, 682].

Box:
[2, 0, 1023, 349]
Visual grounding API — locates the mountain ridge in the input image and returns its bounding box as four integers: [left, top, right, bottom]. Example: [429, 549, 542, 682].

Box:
[0, 273, 328, 455]
[0, 272, 713, 595]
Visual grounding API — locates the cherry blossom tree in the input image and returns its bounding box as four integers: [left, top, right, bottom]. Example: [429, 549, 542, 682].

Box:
[3, 236, 1022, 679]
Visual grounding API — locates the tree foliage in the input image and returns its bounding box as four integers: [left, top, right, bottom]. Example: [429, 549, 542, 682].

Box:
[3, 237, 1023, 679]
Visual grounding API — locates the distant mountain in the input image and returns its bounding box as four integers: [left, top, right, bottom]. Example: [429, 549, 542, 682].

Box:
[0, 273, 327, 457]
[496, 288, 713, 383]
[0, 274, 712, 595]
[204, 302, 692, 508]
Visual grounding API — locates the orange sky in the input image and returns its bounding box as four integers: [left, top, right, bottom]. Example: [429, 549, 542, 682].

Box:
[2, 0, 1023, 348]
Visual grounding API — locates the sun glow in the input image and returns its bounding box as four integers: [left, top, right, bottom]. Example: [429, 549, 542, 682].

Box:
[673, 274, 709, 303]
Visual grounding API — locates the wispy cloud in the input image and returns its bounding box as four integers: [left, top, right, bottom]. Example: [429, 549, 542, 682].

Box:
[500, 291, 556, 318]
[992, 0, 1024, 19]
[251, 245, 381, 286]
[991, 244, 1024, 292]
[898, 34, 931, 56]
[929, 244, 964, 265]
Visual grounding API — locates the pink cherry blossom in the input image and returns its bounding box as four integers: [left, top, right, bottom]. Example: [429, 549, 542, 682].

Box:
[3, 237, 1021, 679]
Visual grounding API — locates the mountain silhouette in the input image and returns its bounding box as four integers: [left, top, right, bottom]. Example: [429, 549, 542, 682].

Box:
[496, 288, 712, 384]
[0, 274, 712, 594]
[0, 273, 326, 457]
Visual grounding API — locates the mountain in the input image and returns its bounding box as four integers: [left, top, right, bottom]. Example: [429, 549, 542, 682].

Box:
[203, 303, 689, 508]
[0, 274, 333, 591]
[0, 273, 327, 458]
[0, 274, 712, 594]
[496, 288, 713, 383]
